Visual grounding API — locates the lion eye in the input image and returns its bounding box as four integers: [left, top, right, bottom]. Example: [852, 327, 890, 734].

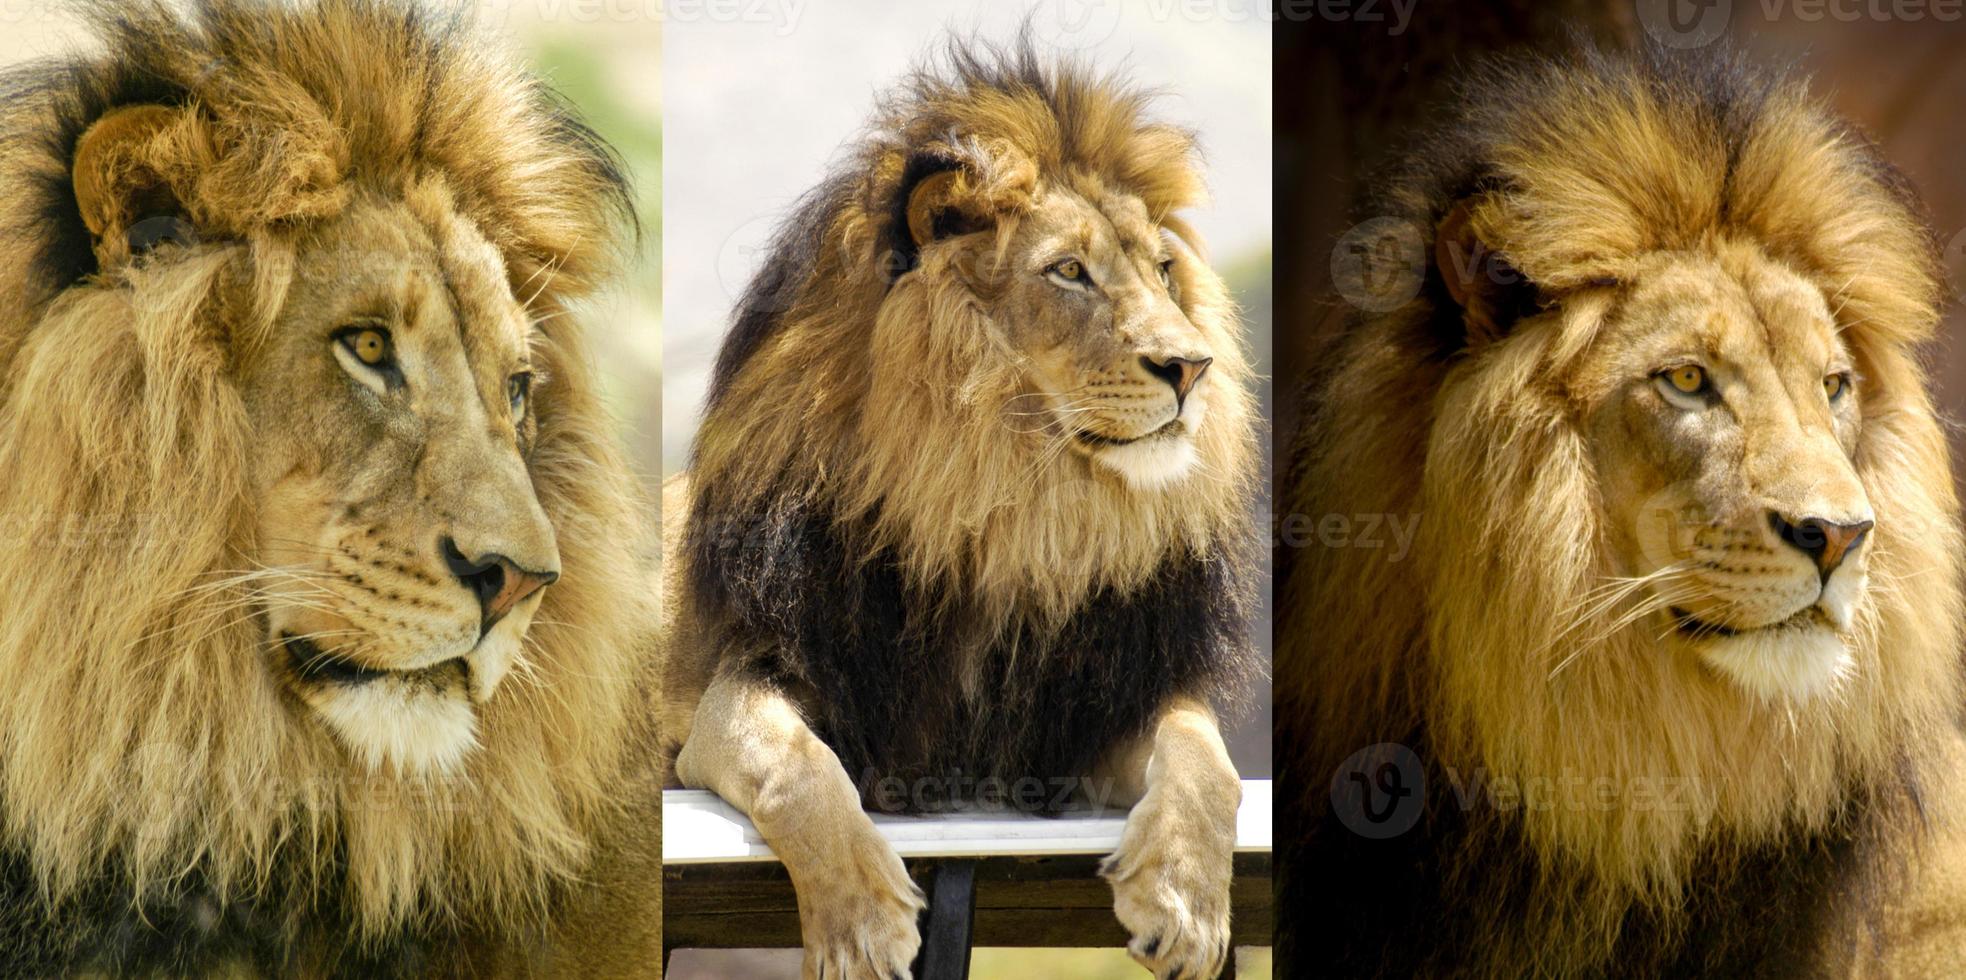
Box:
[1047, 258, 1091, 287]
[332, 325, 402, 392]
[508, 371, 532, 420]
[1824, 373, 1849, 402]
[1666, 365, 1706, 395]
[1156, 259, 1173, 289]
[344, 328, 390, 367]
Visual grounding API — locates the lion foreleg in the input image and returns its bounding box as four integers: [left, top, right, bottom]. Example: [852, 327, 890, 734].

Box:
[674, 670, 925, 979]
[1096, 694, 1240, 979]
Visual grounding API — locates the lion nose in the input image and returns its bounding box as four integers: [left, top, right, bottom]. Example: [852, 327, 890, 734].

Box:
[1141, 355, 1212, 412]
[440, 536, 559, 630]
[1768, 512, 1873, 581]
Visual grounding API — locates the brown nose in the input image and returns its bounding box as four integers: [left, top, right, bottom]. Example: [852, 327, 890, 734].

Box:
[1141, 355, 1213, 412]
[1768, 513, 1873, 581]
[441, 537, 559, 630]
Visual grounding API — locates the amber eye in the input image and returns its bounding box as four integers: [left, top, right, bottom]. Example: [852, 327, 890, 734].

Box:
[1824, 373, 1849, 402]
[343, 327, 390, 367]
[1048, 258, 1088, 284]
[1666, 365, 1706, 395]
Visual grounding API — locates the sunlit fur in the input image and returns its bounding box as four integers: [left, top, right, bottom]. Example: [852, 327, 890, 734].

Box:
[0, 0, 655, 967]
[690, 36, 1255, 623]
[666, 37, 1260, 787]
[1278, 46, 1964, 975]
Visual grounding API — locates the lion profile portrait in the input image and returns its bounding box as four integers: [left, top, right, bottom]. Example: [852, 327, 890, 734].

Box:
[660, 36, 1261, 979]
[0, 0, 660, 973]
[1277, 43, 1966, 976]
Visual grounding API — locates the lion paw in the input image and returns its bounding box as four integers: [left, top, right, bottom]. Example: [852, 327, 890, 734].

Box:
[1101, 791, 1235, 980]
[796, 833, 925, 980]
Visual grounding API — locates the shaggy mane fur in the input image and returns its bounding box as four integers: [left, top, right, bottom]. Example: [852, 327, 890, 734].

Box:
[0, 1, 650, 970]
[1277, 44, 1964, 975]
[681, 37, 1260, 804]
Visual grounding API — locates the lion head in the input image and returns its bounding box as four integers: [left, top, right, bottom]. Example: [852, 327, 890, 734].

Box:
[1570, 244, 1877, 701]
[0, 0, 650, 947]
[1281, 45, 1963, 970]
[689, 38, 1257, 623]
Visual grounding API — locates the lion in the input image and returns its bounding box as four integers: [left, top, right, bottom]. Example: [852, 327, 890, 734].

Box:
[0, 1, 662, 974]
[658, 37, 1262, 980]
[1276, 43, 1966, 976]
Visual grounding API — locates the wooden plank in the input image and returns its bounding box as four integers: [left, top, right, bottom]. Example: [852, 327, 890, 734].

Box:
[663, 779, 1272, 863]
[664, 853, 1272, 951]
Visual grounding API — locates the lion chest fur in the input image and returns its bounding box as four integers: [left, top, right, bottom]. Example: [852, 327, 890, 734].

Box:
[687, 489, 1248, 810]
[0, 848, 443, 976]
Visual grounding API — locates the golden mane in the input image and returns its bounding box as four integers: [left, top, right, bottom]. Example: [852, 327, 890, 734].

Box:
[687, 36, 1258, 622]
[0, 0, 651, 951]
[665, 36, 1262, 808]
[1279, 45, 1963, 973]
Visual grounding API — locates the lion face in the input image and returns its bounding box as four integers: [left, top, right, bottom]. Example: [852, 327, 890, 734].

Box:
[243, 190, 558, 773]
[1003, 187, 1218, 490]
[1581, 246, 1872, 701]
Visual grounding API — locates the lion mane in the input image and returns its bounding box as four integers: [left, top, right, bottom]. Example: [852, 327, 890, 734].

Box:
[0, 0, 654, 971]
[675, 37, 1261, 802]
[1277, 45, 1964, 975]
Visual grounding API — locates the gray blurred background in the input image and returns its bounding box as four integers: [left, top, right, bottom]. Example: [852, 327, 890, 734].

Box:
[664, 1, 1270, 977]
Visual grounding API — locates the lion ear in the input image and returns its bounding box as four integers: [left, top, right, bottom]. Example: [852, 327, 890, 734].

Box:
[72, 105, 198, 269]
[905, 168, 990, 250]
[1434, 200, 1535, 347]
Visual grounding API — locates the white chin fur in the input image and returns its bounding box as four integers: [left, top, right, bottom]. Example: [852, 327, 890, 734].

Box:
[1081, 389, 1207, 491]
[1093, 433, 1199, 490]
[308, 607, 538, 775]
[1698, 626, 1853, 702]
[314, 675, 479, 775]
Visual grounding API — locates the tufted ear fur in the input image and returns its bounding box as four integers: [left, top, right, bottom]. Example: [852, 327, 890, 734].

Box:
[890, 141, 1037, 277]
[1434, 198, 1539, 348]
[71, 105, 198, 270]
[904, 165, 990, 250]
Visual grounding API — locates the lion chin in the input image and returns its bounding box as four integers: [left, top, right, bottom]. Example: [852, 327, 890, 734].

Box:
[1684, 620, 1853, 703]
[1678, 559, 1867, 703]
[1089, 421, 1203, 491]
[290, 614, 534, 775]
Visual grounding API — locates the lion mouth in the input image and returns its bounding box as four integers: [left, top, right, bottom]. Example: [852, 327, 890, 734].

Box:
[1074, 418, 1185, 448]
[282, 634, 465, 687]
[1668, 606, 1822, 641]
